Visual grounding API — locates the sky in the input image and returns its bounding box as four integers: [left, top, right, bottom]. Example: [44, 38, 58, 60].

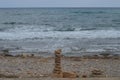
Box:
[0, 0, 120, 8]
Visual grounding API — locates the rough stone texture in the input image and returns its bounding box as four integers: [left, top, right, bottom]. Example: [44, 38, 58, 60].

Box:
[90, 68, 104, 77]
[52, 49, 63, 78]
[62, 72, 78, 78]
[91, 69, 103, 75]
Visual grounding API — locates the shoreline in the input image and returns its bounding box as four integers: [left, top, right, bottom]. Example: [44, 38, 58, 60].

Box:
[0, 38, 120, 56]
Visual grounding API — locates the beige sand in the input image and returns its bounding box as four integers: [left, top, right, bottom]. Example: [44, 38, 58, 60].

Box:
[0, 56, 120, 79]
[0, 78, 120, 80]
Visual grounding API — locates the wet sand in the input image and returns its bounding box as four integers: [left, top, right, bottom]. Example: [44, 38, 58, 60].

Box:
[0, 55, 120, 79]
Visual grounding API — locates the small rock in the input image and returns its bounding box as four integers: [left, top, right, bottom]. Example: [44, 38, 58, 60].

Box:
[63, 72, 78, 78]
[91, 68, 103, 75]
[82, 74, 87, 78]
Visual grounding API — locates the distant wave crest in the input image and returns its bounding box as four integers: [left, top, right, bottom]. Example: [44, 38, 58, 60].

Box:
[2, 22, 28, 25]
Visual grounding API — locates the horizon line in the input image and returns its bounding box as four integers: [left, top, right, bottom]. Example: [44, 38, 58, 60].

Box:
[0, 6, 120, 9]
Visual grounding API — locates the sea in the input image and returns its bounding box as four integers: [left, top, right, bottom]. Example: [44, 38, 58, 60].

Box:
[0, 8, 120, 56]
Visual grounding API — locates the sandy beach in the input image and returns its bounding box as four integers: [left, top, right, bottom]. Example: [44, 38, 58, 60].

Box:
[0, 8, 120, 80]
[0, 54, 120, 79]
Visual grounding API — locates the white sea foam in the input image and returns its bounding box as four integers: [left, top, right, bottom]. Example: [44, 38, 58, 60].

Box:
[0, 30, 120, 40]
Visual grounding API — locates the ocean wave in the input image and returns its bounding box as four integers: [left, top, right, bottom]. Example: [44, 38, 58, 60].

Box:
[2, 22, 29, 25]
[80, 11, 105, 14]
[80, 28, 97, 31]
[54, 27, 76, 31]
[112, 19, 120, 22]
[0, 28, 6, 31]
[13, 13, 31, 16]
[1, 23, 98, 32]
[0, 30, 120, 40]
[72, 11, 106, 14]
[54, 28, 97, 31]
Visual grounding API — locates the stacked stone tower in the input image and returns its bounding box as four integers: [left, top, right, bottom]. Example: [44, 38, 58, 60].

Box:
[52, 49, 63, 78]
[52, 49, 78, 78]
